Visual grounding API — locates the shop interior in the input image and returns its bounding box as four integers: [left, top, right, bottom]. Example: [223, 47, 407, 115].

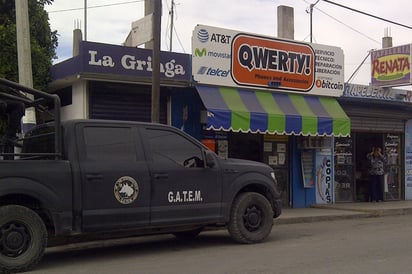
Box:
[354, 133, 383, 202]
[225, 133, 290, 207]
[335, 132, 401, 203]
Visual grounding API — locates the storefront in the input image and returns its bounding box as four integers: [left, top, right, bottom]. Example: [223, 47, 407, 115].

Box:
[48, 23, 355, 208]
[49, 41, 191, 122]
[181, 25, 351, 208]
[336, 83, 412, 202]
[171, 85, 351, 208]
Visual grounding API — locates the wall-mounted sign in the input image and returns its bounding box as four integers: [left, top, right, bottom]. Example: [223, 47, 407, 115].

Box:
[231, 34, 315, 92]
[51, 41, 191, 82]
[192, 24, 344, 96]
[343, 83, 412, 103]
[371, 44, 411, 87]
[315, 151, 333, 204]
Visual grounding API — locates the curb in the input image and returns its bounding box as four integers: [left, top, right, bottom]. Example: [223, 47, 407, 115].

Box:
[274, 212, 372, 225]
[311, 205, 412, 217]
[275, 204, 412, 225]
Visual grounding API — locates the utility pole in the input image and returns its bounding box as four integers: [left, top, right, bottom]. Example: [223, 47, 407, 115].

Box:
[309, 0, 320, 43]
[84, 0, 87, 41]
[151, 0, 162, 123]
[15, 0, 36, 133]
[169, 0, 174, 51]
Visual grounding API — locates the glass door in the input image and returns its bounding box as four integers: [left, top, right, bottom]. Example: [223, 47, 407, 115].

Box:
[384, 134, 401, 200]
[334, 137, 354, 202]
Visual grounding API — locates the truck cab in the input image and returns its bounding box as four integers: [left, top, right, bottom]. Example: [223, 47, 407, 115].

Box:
[0, 78, 281, 273]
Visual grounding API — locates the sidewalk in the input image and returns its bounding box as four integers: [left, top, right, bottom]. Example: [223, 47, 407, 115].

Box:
[275, 200, 412, 224]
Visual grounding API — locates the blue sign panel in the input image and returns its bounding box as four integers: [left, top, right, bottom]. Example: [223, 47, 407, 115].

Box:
[52, 41, 191, 82]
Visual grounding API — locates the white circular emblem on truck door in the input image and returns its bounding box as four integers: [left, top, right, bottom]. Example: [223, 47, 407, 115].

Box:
[114, 176, 139, 204]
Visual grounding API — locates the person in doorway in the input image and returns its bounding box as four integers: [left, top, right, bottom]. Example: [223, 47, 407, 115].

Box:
[366, 147, 387, 202]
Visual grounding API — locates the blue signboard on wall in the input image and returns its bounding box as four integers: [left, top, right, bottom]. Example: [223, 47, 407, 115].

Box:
[52, 41, 191, 82]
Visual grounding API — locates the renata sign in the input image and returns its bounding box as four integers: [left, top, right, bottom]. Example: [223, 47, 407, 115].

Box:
[371, 44, 412, 87]
[231, 34, 315, 92]
[192, 24, 344, 96]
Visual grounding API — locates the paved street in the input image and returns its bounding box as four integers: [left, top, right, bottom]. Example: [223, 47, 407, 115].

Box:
[28, 214, 412, 274]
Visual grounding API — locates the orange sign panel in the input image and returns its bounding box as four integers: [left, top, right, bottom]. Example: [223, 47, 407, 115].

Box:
[231, 34, 315, 92]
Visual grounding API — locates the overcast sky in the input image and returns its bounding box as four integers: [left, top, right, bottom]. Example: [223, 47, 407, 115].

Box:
[44, 0, 412, 86]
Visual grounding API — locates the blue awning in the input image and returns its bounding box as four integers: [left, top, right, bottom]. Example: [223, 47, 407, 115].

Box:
[196, 85, 350, 137]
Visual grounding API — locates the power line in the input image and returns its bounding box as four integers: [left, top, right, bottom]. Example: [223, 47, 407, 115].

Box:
[173, 24, 186, 53]
[47, 0, 144, 13]
[314, 6, 380, 44]
[346, 50, 371, 84]
[322, 0, 412, 30]
[302, 0, 380, 44]
[164, 0, 186, 53]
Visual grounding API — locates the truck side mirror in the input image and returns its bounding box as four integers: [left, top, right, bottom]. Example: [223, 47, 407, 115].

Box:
[205, 150, 216, 168]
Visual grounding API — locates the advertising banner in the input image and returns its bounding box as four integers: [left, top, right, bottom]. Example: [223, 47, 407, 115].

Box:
[371, 44, 411, 87]
[315, 150, 333, 204]
[231, 34, 315, 91]
[192, 24, 344, 96]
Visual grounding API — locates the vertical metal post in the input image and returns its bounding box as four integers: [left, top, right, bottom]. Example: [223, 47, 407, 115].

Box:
[310, 4, 313, 43]
[309, 0, 320, 43]
[169, 0, 174, 51]
[151, 0, 161, 123]
[84, 0, 87, 41]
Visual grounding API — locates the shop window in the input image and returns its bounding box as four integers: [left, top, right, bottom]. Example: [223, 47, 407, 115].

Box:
[228, 133, 262, 162]
[384, 134, 401, 200]
[334, 137, 354, 202]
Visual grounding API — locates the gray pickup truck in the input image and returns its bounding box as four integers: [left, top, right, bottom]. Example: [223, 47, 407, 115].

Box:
[0, 78, 281, 273]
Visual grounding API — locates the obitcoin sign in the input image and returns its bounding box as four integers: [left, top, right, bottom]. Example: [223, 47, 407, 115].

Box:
[231, 34, 315, 92]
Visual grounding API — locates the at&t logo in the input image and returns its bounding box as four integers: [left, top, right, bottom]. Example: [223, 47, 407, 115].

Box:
[197, 29, 209, 43]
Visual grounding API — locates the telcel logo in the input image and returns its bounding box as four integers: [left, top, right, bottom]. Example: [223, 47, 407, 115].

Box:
[197, 66, 230, 77]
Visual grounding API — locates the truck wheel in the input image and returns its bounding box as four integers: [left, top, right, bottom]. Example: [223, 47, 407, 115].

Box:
[228, 192, 273, 244]
[0, 205, 47, 273]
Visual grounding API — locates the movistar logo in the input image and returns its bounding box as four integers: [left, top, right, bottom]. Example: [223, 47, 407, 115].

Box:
[194, 48, 231, 59]
[195, 48, 207, 57]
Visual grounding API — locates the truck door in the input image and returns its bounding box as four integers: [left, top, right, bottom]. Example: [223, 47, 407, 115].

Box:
[77, 123, 151, 232]
[140, 126, 222, 225]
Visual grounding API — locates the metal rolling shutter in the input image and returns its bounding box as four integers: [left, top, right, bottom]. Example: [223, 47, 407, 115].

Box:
[89, 81, 167, 123]
[339, 99, 408, 133]
[350, 116, 404, 132]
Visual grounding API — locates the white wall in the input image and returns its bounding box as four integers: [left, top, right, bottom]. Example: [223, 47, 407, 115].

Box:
[61, 80, 88, 120]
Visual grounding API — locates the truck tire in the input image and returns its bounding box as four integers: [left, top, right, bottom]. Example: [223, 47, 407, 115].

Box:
[228, 192, 273, 244]
[0, 205, 47, 273]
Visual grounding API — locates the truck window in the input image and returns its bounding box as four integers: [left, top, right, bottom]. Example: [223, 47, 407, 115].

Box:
[83, 126, 136, 161]
[21, 125, 55, 157]
[146, 128, 203, 168]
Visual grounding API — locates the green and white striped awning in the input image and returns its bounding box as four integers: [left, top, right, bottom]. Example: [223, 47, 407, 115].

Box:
[197, 85, 350, 137]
